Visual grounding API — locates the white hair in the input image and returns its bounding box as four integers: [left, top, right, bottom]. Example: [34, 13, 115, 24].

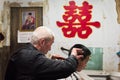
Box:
[30, 26, 55, 44]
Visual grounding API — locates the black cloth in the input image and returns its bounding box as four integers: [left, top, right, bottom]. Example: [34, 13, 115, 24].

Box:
[5, 43, 78, 80]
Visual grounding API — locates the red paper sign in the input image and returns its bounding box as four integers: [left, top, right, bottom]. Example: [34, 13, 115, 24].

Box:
[56, 1, 101, 39]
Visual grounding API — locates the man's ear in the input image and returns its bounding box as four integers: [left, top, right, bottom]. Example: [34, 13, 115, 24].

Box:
[40, 39, 46, 46]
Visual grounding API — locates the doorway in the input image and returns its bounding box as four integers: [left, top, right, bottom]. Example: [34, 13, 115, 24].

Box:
[10, 7, 43, 54]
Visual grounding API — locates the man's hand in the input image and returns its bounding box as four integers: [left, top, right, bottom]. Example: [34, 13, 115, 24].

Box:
[71, 48, 84, 60]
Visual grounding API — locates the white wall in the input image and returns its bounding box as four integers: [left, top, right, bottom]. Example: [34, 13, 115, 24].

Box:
[46, 0, 120, 72]
[1, 0, 120, 72]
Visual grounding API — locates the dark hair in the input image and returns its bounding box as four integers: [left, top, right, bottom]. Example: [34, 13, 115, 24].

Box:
[69, 44, 91, 60]
[0, 33, 4, 41]
[28, 12, 32, 15]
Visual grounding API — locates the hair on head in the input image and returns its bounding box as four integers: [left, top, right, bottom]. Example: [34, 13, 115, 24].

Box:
[69, 44, 91, 60]
[30, 26, 55, 44]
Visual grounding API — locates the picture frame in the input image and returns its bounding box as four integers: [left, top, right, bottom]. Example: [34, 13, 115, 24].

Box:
[19, 8, 38, 31]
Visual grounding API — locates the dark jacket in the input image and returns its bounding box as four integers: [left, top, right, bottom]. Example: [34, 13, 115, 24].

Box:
[5, 43, 78, 80]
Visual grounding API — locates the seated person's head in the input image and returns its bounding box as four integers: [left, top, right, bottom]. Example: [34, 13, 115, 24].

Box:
[69, 44, 91, 71]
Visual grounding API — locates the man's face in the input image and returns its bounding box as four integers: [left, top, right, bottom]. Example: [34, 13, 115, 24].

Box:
[76, 56, 90, 71]
[42, 38, 54, 54]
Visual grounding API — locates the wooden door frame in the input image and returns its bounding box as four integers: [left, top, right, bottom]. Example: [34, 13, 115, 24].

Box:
[10, 7, 43, 54]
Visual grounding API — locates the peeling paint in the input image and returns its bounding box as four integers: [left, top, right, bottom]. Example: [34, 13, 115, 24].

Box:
[115, 0, 120, 24]
[28, 1, 43, 6]
[9, 2, 21, 7]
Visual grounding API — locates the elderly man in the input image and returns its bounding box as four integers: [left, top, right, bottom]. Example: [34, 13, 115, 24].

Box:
[5, 26, 84, 80]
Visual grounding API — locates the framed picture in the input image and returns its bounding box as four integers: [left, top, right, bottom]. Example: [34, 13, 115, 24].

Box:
[19, 8, 38, 31]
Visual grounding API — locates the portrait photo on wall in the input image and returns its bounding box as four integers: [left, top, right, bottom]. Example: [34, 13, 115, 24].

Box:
[20, 9, 37, 31]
